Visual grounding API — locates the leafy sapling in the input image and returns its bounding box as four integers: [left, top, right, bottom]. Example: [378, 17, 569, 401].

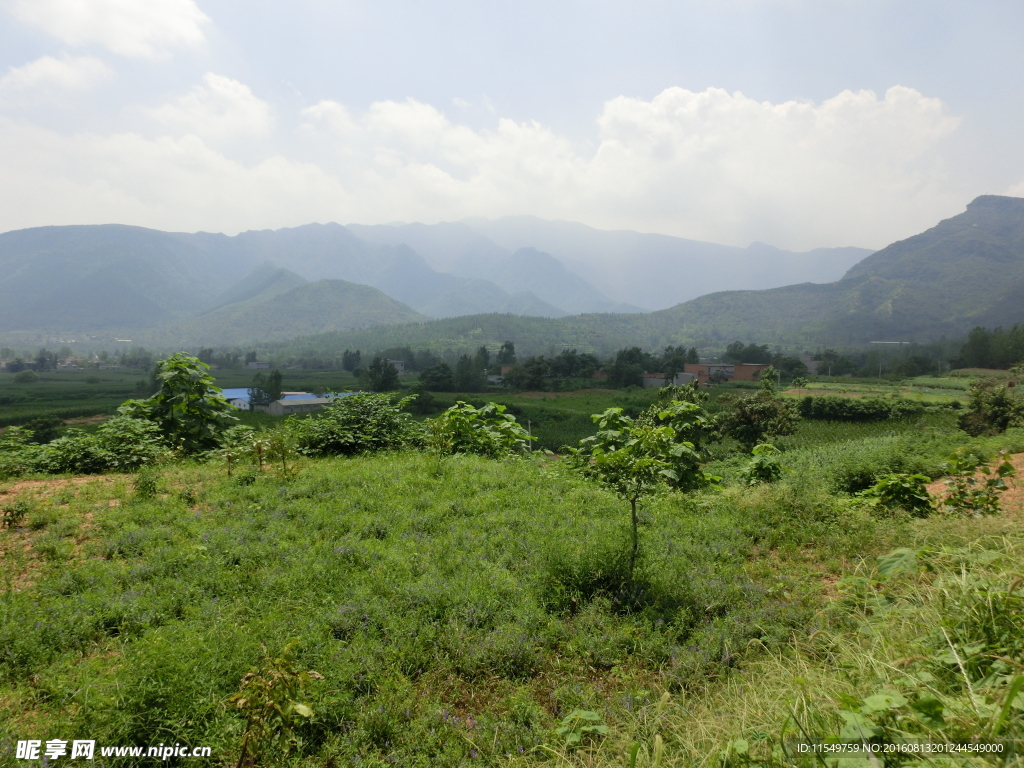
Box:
[738, 443, 786, 486]
[858, 473, 933, 517]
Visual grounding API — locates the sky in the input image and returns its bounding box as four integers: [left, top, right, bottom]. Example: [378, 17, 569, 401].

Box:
[0, 0, 1022, 251]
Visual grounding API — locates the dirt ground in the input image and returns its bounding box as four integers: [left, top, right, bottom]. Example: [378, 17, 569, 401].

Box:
[926, 453, 1024, 516]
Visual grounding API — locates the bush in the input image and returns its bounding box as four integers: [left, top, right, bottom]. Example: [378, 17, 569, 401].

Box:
[426, 401, 534, 458]
[798, 395, 924, 422]
[14, 369, 38, 383]
[857, 472, 933, 517]
[957, 377, 1024, 436]
[290, 393, 421, 457]
[27, 416, 167, 476]
[737, 444, 785, 486]
[721, 393, 801, 450]
[118, 352, 237, 453]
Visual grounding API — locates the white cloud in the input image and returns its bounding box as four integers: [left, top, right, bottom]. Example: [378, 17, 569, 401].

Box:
[0, 85, 966, 250]
[298, 86, 962, 249]
[0, 116, 348, 234]
[3, 0, 209, 59]
[1008, 180, 1024, 197]
[150, 73, 272, 140]
[0, 53, 112, 91]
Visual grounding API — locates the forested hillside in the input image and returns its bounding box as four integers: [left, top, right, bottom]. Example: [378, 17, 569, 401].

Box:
[269, 195, 1024, 356]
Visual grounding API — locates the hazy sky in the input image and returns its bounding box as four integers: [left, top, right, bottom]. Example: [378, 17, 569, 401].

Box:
[1, 0, 1022, 250]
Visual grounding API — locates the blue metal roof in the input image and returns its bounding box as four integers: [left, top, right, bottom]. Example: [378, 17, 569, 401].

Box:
[219, 388, 358, 405]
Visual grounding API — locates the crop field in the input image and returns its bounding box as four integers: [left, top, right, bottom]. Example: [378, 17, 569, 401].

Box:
[3, 362, 1024, 766]
[0, 370, 148, 427]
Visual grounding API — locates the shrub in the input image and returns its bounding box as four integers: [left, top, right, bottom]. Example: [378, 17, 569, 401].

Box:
[118, 352, 237, 453]
[737, 443, 785, 486]
[939, 449, 1015, 515]
[857, 472, 933, 517]
[426, 401, 534, 458]
[290, 393, 421, 457]
[568, 400, 720, 579]
[14, 369, 38, 383]
[797, 395, 924, 422]
[957, 377, 1024, 436]
[721, 393, 801, 450]
[31, 416, 167, 475]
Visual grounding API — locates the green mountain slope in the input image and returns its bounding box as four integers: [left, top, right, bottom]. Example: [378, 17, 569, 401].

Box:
[150, 279, 427, 346]
[203, 263, 307, 312]
[267, 195, 1024, 355]
[654, 195, 1024, 343]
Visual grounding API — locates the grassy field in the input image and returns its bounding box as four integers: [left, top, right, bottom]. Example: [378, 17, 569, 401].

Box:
[0, 369, 362, 429]
[0, 370, 148, 427]
[3, 378, 1024, 766]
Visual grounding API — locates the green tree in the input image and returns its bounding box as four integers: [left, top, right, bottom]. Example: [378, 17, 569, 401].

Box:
[248, 369, 283, 407]
[721, 390, 801, 450]
[342, 349, 362, 372]
[607, 347, 648, 388]
[365, 357, 399, 391]
[118, 352, 237, 453]
[569, 389, 719, 578]
[453, 354, 483, 391]
[570, 407, 716, 579]
[496, 341, 517, 366]
[958, 377, 1024, 436]
[418, 362, 455, 392]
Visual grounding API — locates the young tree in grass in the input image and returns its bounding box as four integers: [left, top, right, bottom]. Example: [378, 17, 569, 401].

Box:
[570, 396, 719, 579]
[119, 352, 237, 453]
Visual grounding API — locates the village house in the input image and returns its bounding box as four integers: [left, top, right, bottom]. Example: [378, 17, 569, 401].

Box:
[683, 363, 771, 386]
[641, 372, 698, 388]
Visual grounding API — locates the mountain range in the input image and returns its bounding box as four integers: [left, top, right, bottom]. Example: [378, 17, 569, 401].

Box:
[0, 213, 872, 346]
[2, 195, 1019, 352]
[265, 195, 1024, 357]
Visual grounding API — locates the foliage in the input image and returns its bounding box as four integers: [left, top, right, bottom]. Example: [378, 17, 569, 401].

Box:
[364, 357, 400, 391]
[939, 449, 1015, 515]
[118, 353, 237, 453]
[14, 369, 39, 384]
[857, 472, 933, 517]
[248, 369, 283, 408]
[607, 347, 646, 388]
[1, 499, 30, 528]
[418, 362, 456, 392]
[495, 340, 517, 365]
[24, 416, 169, 475]
[228, 639, 316, 768]
[22, 416, 64, 444]
[568, 397, 720, 578]
[554, 709, 610, 747]
[133, 468, 160, 500]
[957, 376, 1024, 436]
[289, 392, 421, 457]
[724, 341, 773, 365]
[797, 395, 924, 422]
[953, 323, 1024, 369]
[721, 392, 801, 450]
[426, 401, 535, 459]
[737, 444, 785, 486]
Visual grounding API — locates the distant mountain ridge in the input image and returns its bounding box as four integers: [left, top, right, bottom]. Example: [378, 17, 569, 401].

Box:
[0, 214, 879, 346]
[266, 195, 1024, 356]
[155, 279, 427, 346]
